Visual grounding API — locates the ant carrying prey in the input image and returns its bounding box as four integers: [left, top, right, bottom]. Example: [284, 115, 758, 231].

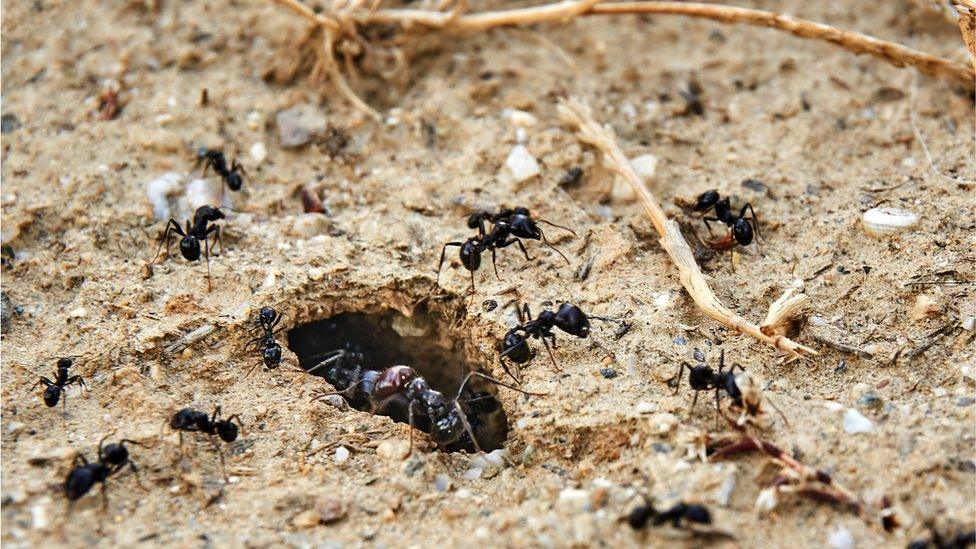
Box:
[28, 357, 87, 411]
[149, 205, 225, 291]
[436, 207, 576, 292]
[245, 307, 284, 377]
[309, 351, 544, 453]
[689, 190, 761, 269]
[497, 303, 625, 383]
[64, 436, 145, 507]
[197, 148, 245, 197]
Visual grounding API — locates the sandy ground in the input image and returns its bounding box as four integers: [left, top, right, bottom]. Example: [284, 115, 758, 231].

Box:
[2, 0, 974, 547]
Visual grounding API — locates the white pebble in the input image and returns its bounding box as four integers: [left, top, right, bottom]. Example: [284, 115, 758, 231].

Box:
[455, 488, 472, 499]
[635, 402, 654, 414]
[334, 446, 350, 463]
[505, 145, 540, 183]
[755, 487, 778, 514]
[652, 293, 670, 308]
[184, 178, 221, 212]
[30, 504, 49, 530]
[504, 109, 537, 127]
[629, 154, 658, 181]
[843, 408, 874, 434]
[962, 315, 975, 331]
[308, 267, 324, 281]
[482, 448, 508, 468]
[557, 488, 590, 513]
[828, 527, 856, 549]
[809, 315, 828, 327]
[862, 207, 918, 237]
[249, 142, 267, 164]
[463, 468, 483, 480]
[68, 307, 88, 318]
[246, 111, 264, 130]
[434, 474, 452, 492]
[146, 172, 182, 220]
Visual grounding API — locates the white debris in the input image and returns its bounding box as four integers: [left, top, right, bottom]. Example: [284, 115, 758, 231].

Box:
[843, 408, 874, 434]
[505, 145, 540, 183]
[755, 487, 778, 514]
[862, 207, 918, 237]
[146, 172, 182, 220]
[828, 527, 856, 549]
[503, 109, 537, 127]
[30, 503, 49, 530]
[635, 402, 655, 414]
[652, 293, 670, 308]
[557, 488, 590, 513]
[629, 154, 658, 181]
[249, 142, 267, 164]
[334, 446, 350, 463]
[434, 474, 452, 492]
[463, 468, 483, 480]
[68, 307, 88, 318]
[246, 111, 264, 130]
[183, 178, 221, 213]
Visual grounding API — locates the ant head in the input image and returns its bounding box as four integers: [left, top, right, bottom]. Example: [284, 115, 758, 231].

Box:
[429, 407, 464, 446]
[227, 172, 243, 191]
[500, 331, 531, 363]
[57, 357, 74, 369]
[693, 190, 720, 212]
[170, 408, 197, 430]
[259, 307, 277, 324]
[216, 420, 238, 442]
[102, 443, 129, 465]
[263, 345, 282, 367]
[179, 235, 201, 260]
[43, 385, 61, 407]
[687, 365, 715, 389]
[508, 212, 541, 240]
[627, 504, 656, 529]
[194, 205, 225, 223]
[554, 303, 590, 338]
[459, 240, 482, 271]
[732, 218, 754, 245]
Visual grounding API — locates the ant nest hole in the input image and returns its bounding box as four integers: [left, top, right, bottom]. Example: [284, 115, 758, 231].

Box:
[287, 306, 508, 453]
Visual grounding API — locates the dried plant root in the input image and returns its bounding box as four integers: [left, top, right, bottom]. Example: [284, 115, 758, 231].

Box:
[760, 288, 809, 337]
[557, 97, 816, 359]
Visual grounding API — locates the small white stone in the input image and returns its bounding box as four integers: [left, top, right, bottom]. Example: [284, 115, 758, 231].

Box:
[843, 408, 874, 434]
[261, 269, 277, 290]
[246, 111, 264, 130]
[505, 145, 540, 183]
[809, 315, 828, 327]
[515, 127, 527, 144]
[504, 109, 537, 127]
[68, 307, 88, 318]
[455, 488, 472, 499]
[652, 293, 670, 308]
[828, 527, 856, 549]
[910, 294, 940, 320]
[184, 178, 221, 212]
[557, 488, 590, 513]
[435, 474, 452, 492]
[962, 315, 975, 331]
[30, 504, 49, 530]
[308, 267, 324, 281]
[482, 448, 507, 467]
[146, 172, 182, 220]
[463, 468, 483, 480]
[227, 476, 240, 484]
[755, 487, 778, 514]
[635, 402, 654, 414]
[334, 446, 350, 463]
[376, 440, 410, 461]
[629, 154, 658, 181]
[249, 142, 267, 164]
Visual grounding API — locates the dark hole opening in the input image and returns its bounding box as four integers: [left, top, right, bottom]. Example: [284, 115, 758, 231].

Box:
[287, 308, 508, 453]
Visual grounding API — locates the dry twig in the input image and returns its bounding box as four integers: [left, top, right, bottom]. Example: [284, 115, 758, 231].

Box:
[270, 0, 975, 114]
[557, 98, 816, 359]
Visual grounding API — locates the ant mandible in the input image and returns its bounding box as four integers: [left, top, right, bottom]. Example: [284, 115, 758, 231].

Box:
[64, 436, 145, 507]
[245, 306, 284, 377]
[149, 205, 225, 291]
[169, 405, 243, 479]
[498, 302, 623, 383]
[197, 148, 245, 197]
[28, 357, 87, 410]
[691, 190, 761, 268]
[436, 207, 576, 292]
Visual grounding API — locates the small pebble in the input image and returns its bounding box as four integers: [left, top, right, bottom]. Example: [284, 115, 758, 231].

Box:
[556, 488, 590, 513]
[463, 468, 483, 480]
[650, 442, 672, 454]
[292, 509, 321, 529]
[956, 397, 975, 407]
[635, 402, 654, 414]
[741, 178, 767, 192]
[334, 446, 350, 463]
[856, 392, 882, 409]
[434, 474, 452, 492]
[249, 142, 267, 164]
[910, 294, 940, 320]
[1, 114, 21, 134]
[843, 408, 873, 434]
[504, 145, 540, 183]
[599, 368, 617, 379]
[30, 503, 49, 530]
[318, 500, 346, 524]
[308, 267, 324, 281]
[672, 336, 687, 346]
[828, 527, 856, 549]
[629, 154, 657, 181]
[277, 103, 328, 148]
[376, 440, 410, 461]
[68, 307, 88, 318]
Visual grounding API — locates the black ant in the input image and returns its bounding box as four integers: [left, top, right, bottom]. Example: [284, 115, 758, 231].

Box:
[309, 352, 543, 453]
[498, 303, 623, 383]
[28, 357, 87, 410]
[627, 500, 712, 530]
[691, 189, 760, 268]
[169, 405, 243, 479]
[197, 148, 245, 197]
[149, 205, 225, 291]
[908, 527, 976, 549]
[245, 307, 284, 377]
[436, 207, 575, 292]
[64, 436, 145, 507]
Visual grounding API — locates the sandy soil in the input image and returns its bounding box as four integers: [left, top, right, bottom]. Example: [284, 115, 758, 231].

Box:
[2, 0, 974, 547]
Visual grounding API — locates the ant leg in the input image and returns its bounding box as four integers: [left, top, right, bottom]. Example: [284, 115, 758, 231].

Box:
[100, 481, 109, 510]
[497, 357, 521, 386]
[23, 378, 54, 402]
[668, 363, 688, 395]
[204, 231, 213, 292]
[305, 350, 348, 375]
[536, 228, 571, 266]
[454, 400, 483, 454]
[407, 401, 418, 456]
[245, 361, 262, 378]
[469, 268, 476, 295]
[211, 405, 222, 424]
[540, 336, 561, 372]
[717, 349, 725, 374]
[537, 218, 578, 238]
[522, 303, 532, 322]
[226, 414, 244, 433]
[214, 440, 228, 482]
[690, 390, 700, 412]
[454, 371, 548, 400]
[702, 216, 722, 237]
[513, 238, 532, 261]
[150, 220, 184, 265]
[490, 247, 502, 280]
[435, 242, 463, 287]
[740, 203, 762, 240]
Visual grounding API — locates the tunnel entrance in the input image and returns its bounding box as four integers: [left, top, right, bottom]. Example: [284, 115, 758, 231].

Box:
[287, 307, 508, 452]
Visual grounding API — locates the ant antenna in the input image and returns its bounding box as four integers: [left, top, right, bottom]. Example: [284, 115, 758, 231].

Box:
[536, 227, 572, 266]
[304, 350, 348, 375]
[536, 218, 578, 237]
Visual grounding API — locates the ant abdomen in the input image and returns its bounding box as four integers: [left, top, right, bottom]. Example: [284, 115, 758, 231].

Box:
[500, 331, 531, 363]
[554, 303, 590, 337]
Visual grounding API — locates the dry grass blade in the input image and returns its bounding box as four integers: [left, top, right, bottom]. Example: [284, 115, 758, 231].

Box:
[557, 97, 816, 359]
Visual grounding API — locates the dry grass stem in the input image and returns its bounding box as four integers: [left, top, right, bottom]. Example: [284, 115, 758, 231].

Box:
[761, 288, 809, 337]
[557, 98, 817, 359]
